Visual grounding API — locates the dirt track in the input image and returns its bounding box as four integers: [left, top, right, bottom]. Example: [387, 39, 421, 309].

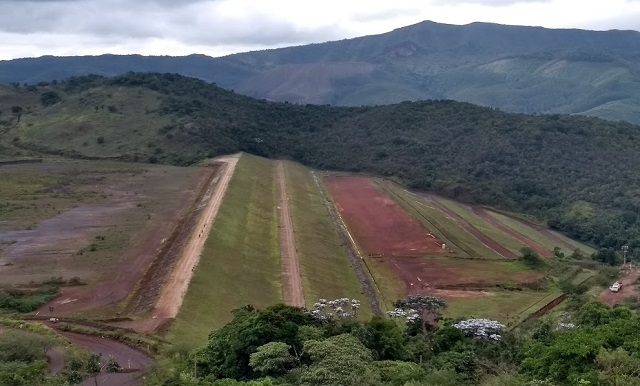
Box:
[276, 162, 305, 308]
[54, 330, 153, 386]
[136, 155, 240, 332]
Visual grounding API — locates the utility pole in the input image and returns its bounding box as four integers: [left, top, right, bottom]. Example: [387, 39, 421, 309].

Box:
[622, 245, 629, 267]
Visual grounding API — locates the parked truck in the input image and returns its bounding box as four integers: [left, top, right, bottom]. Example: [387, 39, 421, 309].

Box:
[610, 281, 623, 293]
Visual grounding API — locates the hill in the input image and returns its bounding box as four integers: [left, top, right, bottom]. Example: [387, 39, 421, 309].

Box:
[1, 72, 639, 255]
[2, 21, 640, 123]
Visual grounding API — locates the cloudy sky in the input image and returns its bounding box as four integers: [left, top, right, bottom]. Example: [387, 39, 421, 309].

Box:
[1, 0, 639, 60]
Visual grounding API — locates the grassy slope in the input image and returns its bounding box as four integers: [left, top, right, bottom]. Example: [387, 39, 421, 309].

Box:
[365, 180, 559, 323]
[548, 230, 596, 255]
[15, 86, 175, 157]
[487, 211, 594, 255]
[169, 154, 281, 348]
[284, 161, 371, 317]
[435, 197, 525, 255]
[445, 290, 560, 324]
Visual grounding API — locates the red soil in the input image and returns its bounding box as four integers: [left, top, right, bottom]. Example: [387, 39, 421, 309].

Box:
[383, 255, 544, 295]
[599, 268, 640, 306]
[324, 176, 445, 257]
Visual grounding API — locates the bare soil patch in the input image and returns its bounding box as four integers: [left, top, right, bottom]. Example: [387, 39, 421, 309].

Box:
[599, 268, 640, 306]
[384, 255, 543, 296]
[276, 162, 305, 307]
[0, 205, 125, 270]
[36, 164, 213, 316]
[324, 176, 446, 257]
[472, 207, 553, 258]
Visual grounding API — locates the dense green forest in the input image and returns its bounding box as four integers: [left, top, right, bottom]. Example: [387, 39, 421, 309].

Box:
[148, 298, 640, 385]
[2, 73, 640, 258]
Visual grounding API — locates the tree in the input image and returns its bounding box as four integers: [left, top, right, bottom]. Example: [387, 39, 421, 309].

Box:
[87, 354, 102, 386]
[40, 91, 61, 107]
[299, 334, 380, 386]
[0, 330, 57, 362]
[452, 319, 505, 341]
[519, 248, 547, 269]
[390, 295, 447, 329]
[249, 342, 296, 377]
[596, 348, 640, 386]
[198, 304, 315, 380]
[353, 317, 407, 361]
[10, 106, 22, 123]
[105, 355, 121, 373]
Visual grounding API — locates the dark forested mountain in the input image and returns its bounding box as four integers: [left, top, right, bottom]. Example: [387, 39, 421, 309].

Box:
[2, 72, 640, 255]
[2, 21, 640, 123]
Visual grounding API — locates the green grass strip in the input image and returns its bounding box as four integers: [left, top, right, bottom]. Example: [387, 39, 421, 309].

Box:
[169, 154, 282, 348]
[284, 161, 372, 318]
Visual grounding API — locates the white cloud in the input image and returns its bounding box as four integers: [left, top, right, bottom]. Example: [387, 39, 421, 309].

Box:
[0, 0, 638, 60]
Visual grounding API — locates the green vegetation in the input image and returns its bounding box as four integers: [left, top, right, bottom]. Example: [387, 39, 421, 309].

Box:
[2, 72, 639, 260]
[436, 198, 525, 255]
[488, 210, 594, 255]
[443, 290, 559, 322]
[147, 296, 640, 386]
[169, 154, 282, 348]
[0, 285, 59, 313]
[0, 327, 91, 386]
[283, 161, 371, 317]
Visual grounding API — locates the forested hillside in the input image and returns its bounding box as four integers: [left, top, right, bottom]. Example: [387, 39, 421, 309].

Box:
[1, 73, 640, 257]
[2, 21, 640, 123]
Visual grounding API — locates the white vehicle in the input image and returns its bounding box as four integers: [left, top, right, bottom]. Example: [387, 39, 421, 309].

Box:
[610, 281, 622, 293]
[49, 317, 59, 323]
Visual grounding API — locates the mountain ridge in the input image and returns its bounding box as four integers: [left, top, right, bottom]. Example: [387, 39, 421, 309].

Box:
[2, 20, 640, 122]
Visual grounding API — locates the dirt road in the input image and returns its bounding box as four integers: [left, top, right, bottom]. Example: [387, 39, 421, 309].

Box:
[136, 155, 240, 332]
[276, 162, 305, 308]
[599, 268, 640, 306]
[55, 330, 153, 386]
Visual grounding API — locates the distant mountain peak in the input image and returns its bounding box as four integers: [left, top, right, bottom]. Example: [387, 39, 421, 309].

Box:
[1, 20, 640, 124]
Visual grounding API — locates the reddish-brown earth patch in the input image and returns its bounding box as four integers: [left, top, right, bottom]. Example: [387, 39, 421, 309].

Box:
[38, 165, 215, 317]
[383, 254, 544, 295]
[324, 176, 446, 257]
[599, 268, 640, 306]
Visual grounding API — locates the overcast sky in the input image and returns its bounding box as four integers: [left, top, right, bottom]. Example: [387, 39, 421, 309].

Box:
[1, 0, 639, 60]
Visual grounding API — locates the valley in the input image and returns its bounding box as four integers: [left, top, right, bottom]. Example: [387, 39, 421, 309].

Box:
[0, 72, 636, 386]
